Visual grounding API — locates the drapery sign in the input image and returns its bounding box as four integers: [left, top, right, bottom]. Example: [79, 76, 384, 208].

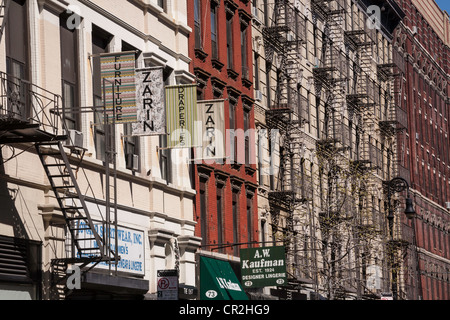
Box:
[165, 84, 198, 148]
[101, 52, 137, 123]
[132, 67, 166, 135]
[195, 100, 225, 162]
[75, 221, 145, 276]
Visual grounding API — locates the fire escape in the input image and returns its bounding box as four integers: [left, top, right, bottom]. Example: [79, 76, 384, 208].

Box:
[0, 70, 118, 285]
[310, 0, 400, 298]
[263, 0, 310, 217]
[262, 0, 316, 297]
[378, 49, 408, 182]
[312, 0, 348, 169]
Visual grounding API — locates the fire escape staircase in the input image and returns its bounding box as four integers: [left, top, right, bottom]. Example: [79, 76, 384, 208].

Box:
[36, 140, 112, 261]
[36, 141, 118, 286]
[0, 71, 117, 285]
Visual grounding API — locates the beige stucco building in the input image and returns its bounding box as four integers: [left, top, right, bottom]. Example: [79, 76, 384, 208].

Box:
[0, 0, 200, 300]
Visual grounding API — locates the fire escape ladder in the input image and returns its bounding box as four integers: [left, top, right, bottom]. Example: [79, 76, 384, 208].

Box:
[35, 141, 115, 269]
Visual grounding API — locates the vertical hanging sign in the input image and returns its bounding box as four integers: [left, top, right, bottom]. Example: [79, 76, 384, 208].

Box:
[132, 67, 166, 135]
[195, 99, 225, 162]
[165, 84, 198, 148]
[100, 52, 137, 123]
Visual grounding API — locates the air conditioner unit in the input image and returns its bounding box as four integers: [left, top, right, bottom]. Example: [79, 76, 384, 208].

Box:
[446, 202, 450, 209]
[65, 129, 84, 149]
[255, 90, 263, 101]
[412, 26, 418, 35]
[126, 153, 139, 171]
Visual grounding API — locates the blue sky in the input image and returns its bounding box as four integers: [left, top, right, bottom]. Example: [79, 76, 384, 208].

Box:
[434, 0, 450, 14]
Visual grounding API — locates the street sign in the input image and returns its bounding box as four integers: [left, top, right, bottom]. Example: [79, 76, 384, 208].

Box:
[157, 269, 179, 300]
[381, 292, 393, 300]
[240, 246, 287, 288]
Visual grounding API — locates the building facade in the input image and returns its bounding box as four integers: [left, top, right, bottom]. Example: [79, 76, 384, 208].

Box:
[0, 0, 200, 300]
[186, 0, 259, 299]
[252, 0, 407, 299]
[394, 0, 450, 300]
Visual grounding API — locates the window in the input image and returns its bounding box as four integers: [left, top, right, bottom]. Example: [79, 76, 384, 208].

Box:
[257, 129, 263, 186]
[91, 25, 113, 162]
[194, 0, 202, 49]
[159, 134, 172, 183]
[241, 26, 248, 79]
[124, 123, 140, 172]
[157, 0, 167, 12]
[226, 14, 234, 69]
[263, 0, 268, 25]
[254, 53, 260, 90]
[232, 190, 239, 256]
[246, 196, 253, 246]
[217, 186, 224, 253]
[60, 14, 79, 131]
[244, 109, 250, 165]
[261, 219, 266, 245]
[200, 180, 208, 246]
[210, 3, 218, 59]
[229, 102, 237, 162]
[6, 0, 28, 80]
[5, 0, 29, 119]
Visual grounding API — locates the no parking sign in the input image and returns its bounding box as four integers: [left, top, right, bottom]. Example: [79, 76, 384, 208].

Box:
[157, 269, 178, 300]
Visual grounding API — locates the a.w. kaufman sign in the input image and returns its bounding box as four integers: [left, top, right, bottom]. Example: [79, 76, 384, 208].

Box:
[240, 246, 287, 288]
[132, 67, 166, 136]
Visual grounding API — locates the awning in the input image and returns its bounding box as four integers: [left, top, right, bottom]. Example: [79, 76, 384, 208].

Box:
[199, 256, 248, 300]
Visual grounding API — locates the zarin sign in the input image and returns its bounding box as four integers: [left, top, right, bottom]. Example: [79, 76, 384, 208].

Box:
[240, 246, 287, 288]
[132, 67, 166, 136]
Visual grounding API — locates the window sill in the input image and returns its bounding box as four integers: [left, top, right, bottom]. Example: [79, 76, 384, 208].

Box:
[242, 77, 252, 88]
[227, 68, 239, 80]
[195, 48, 208, 61]
[231, 162, 242, 170]
[211, 58, 224, 71]
[245, 165, 256, 176]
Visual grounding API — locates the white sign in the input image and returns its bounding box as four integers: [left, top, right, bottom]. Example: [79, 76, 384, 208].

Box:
[132, 67, 166, 136]
[75, 221, 145, 276]
[157, 269, 178, 300]
[194, 99, 225, 162]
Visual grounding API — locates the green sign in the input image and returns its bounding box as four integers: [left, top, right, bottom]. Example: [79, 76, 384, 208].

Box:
[240, 246, 287, 288]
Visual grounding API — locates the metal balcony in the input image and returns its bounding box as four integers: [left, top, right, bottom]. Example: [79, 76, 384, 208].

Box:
[0, 72, 65, 144]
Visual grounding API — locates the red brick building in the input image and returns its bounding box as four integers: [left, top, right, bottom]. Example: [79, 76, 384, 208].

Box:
[395, 0, 450, 300]
[186, 0, 258, 257]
